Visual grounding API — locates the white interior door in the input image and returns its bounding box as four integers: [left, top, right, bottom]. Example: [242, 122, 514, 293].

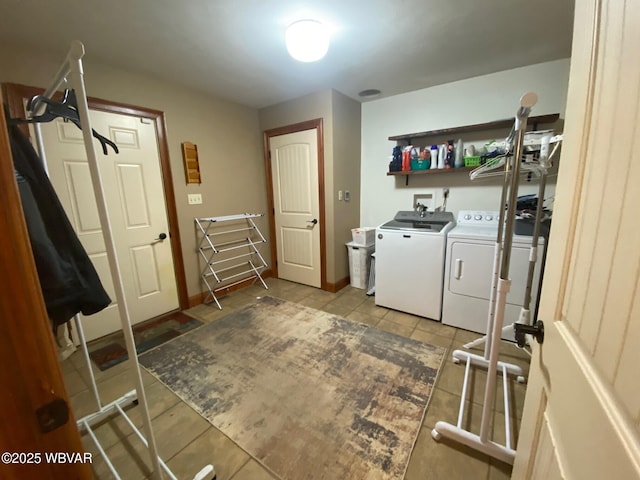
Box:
[269, 129, 321, 288]
[38, 109, 179, 341]
[513, 0, 640, 477]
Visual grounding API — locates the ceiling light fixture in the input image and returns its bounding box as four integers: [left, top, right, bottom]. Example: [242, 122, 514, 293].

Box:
[285, 19, 330, 62]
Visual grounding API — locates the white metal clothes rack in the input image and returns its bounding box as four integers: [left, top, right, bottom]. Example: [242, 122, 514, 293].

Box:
[460, 132, 562, 355]
[29, 41, 214, 480]
[431, 92, 540, 465]
[196, 213, 268, 309]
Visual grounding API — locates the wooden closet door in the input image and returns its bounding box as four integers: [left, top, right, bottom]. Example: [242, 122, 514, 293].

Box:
[0, 93, 92, 478]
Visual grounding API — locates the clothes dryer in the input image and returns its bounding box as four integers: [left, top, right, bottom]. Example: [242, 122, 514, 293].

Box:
[441, 210, 544, 338]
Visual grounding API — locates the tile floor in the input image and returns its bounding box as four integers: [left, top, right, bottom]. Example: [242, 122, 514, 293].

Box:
[61, 278, 531, 480]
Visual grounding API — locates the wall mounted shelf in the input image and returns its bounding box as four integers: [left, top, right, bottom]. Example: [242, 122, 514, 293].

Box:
[387, 113, 560, 185]
[387, 166, 476, 185]
[181, 141, 202, 184]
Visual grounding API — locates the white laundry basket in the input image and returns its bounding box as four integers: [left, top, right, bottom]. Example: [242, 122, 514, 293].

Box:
[346, 242, 375, 289]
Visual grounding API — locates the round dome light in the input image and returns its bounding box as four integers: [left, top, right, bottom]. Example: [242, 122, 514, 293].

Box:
[285, 19, 330, 62]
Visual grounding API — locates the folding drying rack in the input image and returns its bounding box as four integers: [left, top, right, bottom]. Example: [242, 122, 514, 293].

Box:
[195, 213, 268, 309]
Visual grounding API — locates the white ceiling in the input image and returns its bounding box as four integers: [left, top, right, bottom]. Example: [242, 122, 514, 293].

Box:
[0, 0, 575, 109]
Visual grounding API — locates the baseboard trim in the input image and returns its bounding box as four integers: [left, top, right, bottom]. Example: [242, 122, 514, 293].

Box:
[188, 269, 274, 308]
[188, 271, 351, 306]
[326, 277, 350, 293]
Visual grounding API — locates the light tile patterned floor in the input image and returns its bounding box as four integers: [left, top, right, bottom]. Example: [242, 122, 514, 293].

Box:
[62, 278, 530, 480]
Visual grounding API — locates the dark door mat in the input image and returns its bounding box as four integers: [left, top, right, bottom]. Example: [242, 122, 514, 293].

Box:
[87, 311, 203, 371]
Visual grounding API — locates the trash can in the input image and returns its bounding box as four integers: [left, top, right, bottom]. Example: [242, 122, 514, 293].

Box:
[346, 241, 375, 289]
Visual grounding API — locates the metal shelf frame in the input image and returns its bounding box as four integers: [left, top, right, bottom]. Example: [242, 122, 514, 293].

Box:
[27, 41, 215, 480]
[196, 213, 268, 309]
[431, 93, 545, 465]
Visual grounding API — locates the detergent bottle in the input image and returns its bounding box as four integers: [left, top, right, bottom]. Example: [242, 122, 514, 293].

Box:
[430, 145, 438, 169]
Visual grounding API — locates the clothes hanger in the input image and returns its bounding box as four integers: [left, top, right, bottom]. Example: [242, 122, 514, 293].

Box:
[469, 153, 509, 180]
[8, 89, 119, 155]
[470, 134, 563, 181]
[29, 89, 118, 155]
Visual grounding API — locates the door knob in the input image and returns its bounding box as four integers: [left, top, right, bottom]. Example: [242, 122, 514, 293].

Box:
[153, 232, 167, 242]
[307, 219, 318, 225]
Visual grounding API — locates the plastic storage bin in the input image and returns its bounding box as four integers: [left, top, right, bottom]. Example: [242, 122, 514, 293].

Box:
[346, 242, 375, 289]
[410, 159, 430, 170]
[351, 227, 375, 246]
[464, 156, 482, 167]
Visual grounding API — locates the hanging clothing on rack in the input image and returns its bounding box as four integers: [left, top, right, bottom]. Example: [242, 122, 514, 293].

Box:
[8, 120, 111, 329]
[7, 42, 211, 480]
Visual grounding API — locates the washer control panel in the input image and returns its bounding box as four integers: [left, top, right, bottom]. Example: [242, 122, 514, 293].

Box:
[457, 210, 501, 226]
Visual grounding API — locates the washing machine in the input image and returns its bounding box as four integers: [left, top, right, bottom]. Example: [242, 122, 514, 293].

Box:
[375, 211, 455, 320]
[441, 210, 544, 338]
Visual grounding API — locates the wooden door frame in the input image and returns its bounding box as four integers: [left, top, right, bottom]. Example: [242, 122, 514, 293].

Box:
[263, 118, 327, 290]
[2, 82, 189, 311]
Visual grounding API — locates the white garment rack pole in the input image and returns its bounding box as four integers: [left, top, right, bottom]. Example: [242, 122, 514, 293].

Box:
[36, 39, 163, 480]
[432, 92, 539, 465]
[458, 134, 562, 358]
[451, 166, 525, 381]
[31, 41, 214, 480]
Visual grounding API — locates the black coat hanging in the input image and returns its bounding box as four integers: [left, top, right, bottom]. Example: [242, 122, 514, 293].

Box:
[8, 121, 111, 328]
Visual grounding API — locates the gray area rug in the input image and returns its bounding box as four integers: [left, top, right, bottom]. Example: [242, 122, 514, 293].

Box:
[139, 296, 446, 480]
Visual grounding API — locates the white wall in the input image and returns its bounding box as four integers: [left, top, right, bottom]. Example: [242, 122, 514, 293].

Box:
[331, 91, 362, 281]
[360, 59, 571, 227]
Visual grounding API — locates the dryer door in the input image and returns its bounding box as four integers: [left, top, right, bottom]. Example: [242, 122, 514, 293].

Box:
[448, 240, 531, 305]
[448, 241, 495, 300]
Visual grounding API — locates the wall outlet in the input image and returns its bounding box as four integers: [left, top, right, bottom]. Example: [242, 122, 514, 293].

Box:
[188, 193, 202, 205]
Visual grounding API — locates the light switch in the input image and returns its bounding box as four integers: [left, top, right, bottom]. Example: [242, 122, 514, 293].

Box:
[188, 193, 202, 205]
[338, 190, 343, 201]
[344, 190, 350, 201]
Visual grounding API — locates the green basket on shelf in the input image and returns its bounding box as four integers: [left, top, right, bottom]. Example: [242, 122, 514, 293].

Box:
[411, 159, 431, 170]
[464, 156, 482, 167]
